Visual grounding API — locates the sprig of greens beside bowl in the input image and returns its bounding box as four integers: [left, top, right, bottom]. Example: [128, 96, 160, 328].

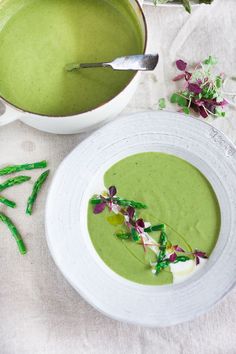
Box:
[0, 161, 50, 254]
[152, 0, 214, 13]
[160, 56, 229, 119]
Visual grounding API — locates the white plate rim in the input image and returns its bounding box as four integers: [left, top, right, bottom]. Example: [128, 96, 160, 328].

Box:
[45, 111, 236, 327]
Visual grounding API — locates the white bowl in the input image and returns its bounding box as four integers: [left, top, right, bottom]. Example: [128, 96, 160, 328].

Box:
[45, 111, 236, 327]
[0, 0, 147, 134]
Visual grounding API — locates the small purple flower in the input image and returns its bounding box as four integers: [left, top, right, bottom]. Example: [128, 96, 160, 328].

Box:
[176, 59, 187, 71]
[169, 253, 177, 262]
[93, 202, 106, 214]
[136, 218, 145, 229]
[188, 83, 202, 94]
[127, 206, 135, 219]
[108, 186, 117, 197]
[173, 245, 185, 252]
[217, 99, 228, 107]
[193, 250, 208, 266]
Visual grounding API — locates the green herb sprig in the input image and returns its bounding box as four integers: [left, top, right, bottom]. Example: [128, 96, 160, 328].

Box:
[170, 56, 228, 118]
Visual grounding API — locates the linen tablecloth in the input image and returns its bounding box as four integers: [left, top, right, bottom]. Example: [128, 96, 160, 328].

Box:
[1, 1, 236, 353]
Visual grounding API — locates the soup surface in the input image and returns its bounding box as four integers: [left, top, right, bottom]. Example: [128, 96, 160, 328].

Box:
[0, 0, 144, 116]
[87, 153, 221, 285]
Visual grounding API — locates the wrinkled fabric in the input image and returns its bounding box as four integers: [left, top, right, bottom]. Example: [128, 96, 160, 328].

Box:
[0, 1, 236, 353]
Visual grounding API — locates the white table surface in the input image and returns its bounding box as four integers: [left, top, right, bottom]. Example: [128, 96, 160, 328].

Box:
[1, 1, 236, 353]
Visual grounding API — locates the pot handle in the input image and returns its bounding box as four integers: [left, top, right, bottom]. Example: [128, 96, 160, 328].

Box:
[0, 100, 21, 127]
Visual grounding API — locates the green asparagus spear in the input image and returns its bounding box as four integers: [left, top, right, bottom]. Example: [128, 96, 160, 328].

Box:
[115, 197, 147, 209]
[0, 160, 47, 176]
[174, 256, 190, 263]
[0, 196, 16, 208]
[115, 223, 166, 240]
[26, 170, 50, 215]
[156, 259, 170, 275]
[0, 213, 26, 254]
[90, 196, 147, 209]
[144, 224, 166, 233]
[157, 231, 168, 262]
[0, 176, 31, 192]
[115, 231, 131, 240]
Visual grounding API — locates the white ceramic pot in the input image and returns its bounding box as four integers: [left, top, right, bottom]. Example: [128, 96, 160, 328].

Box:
[0, 0, 147, 134]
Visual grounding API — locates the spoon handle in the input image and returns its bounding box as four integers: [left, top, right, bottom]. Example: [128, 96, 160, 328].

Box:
[65, 54, 159, 72]
[65, 62, 110, 71]
[80, 62, 110, 69]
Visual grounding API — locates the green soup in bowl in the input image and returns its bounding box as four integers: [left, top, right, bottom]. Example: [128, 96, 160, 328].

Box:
[88, 153, 221, 285]
[0, 0, 145, 117]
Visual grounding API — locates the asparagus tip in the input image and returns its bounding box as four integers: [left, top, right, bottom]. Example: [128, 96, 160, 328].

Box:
[17, 239, 27, 255]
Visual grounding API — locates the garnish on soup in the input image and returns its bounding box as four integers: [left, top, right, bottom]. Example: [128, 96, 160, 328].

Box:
[90, 185, 208, 277]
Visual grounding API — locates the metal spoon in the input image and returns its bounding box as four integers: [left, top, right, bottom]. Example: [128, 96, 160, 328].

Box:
[65, 54, 159, 72]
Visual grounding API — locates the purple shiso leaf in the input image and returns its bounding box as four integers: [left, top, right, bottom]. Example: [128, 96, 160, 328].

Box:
[202, 98, 228, 108]
[198, 105, 208, 118]
[127, 206, 135, 219]
[176, 59, 187, 71]
[93, 202, 106, 214]
[217, 98, 228, 107]
[196, 79, 203, 85]
[173, 73, 186, 82]
[136, 219, 145, 228]
[188, 83, 202, 94]
[169, 253, 177, 262]
[173, 245, 185, 252]
[195, 251, 208, 259]
[108, 186, 117, 197]
[204, 101, 215, 114]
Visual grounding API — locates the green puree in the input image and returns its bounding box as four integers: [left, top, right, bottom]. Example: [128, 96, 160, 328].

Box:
[0, 0, 144, 116]
[88, 153, 221, 285]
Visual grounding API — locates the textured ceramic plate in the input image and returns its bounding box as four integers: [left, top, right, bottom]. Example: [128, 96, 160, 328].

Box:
[45, 111, 236, 327]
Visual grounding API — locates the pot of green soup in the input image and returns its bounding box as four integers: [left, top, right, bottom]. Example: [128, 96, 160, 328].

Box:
[0, 0, 147, 134]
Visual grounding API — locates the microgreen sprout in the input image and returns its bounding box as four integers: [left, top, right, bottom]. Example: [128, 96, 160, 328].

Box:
[171, 56, 228, 118]
[158, 98, 166, 110]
